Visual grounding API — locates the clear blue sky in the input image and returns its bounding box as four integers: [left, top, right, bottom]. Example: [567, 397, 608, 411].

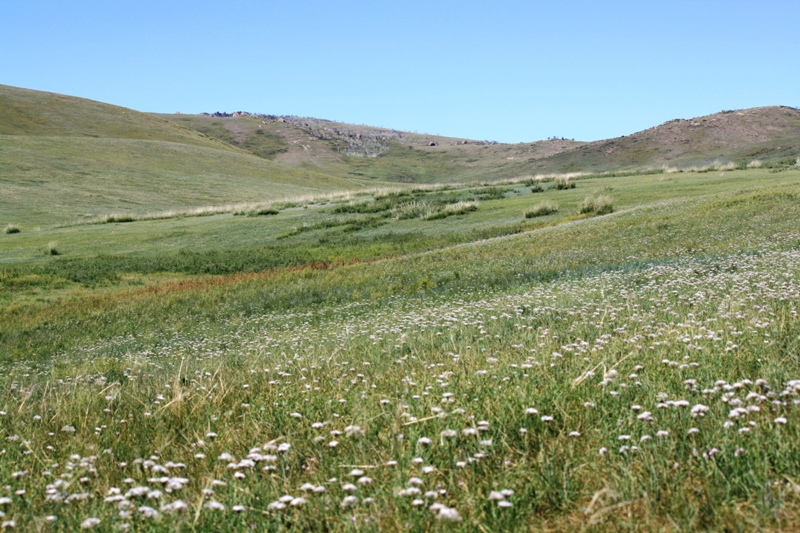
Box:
[2, 0, 798, 143]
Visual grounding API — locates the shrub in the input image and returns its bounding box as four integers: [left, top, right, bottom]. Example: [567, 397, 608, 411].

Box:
[250, 207, 279, 216]
[530, 183, 545, 193]
[747, 160, 763, 169]
[554, 176, 575, 190]
[476, 187, 507, 200]
[105, 215, 136, 223]
[524, 200, 559, 218]
[46, 242, 60, 256]
[3, 225, 20, 234]
[579, 195, 614, 215]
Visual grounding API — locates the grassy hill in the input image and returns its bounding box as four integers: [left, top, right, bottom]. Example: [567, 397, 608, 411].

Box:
[160, 106, 800, 180]
[525, 106, 800, 173]
[0, 85, 360, 227]
[4, 85, 798, 231]
[157, 112, 585, 183]
[0, 84, 237, 149]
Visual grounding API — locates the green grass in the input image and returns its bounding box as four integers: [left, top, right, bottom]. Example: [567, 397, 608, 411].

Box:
[2, 85, 800, 530]
[1, 170, 800, 530]
[0, 85, 363, 228]
[0, 84, 231, 149]
[0, 135, 359, 227]
[159, 115, 291, 160]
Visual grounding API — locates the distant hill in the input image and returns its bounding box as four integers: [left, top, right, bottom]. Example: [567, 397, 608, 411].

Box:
[155, 112, 585, 183]
[159, 106, 800, 181]
[524, 106, 800, 173]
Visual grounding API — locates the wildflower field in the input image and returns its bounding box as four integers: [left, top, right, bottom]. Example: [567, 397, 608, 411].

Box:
[1, 168, 800, 531]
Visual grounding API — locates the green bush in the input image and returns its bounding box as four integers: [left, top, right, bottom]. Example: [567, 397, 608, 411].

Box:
[530, 183, 545, 193]
[476, 186, 508, 200]
[3, 225, 21, 234]
[524, 200, 559, 218]
[250, 207, 279, 216]
[104, 215, 136, 223]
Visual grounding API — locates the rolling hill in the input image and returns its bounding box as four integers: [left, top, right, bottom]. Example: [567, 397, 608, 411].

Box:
[159, 106, 800, 180]
[0, 85, 359, 227]
[524, 106, 800, 173]
[155, 111, 585, 184]
[3, 85, 800, 531]
[2, 84, 799, 230]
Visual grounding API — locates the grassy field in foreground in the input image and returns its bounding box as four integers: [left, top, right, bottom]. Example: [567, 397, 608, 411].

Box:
[0, 167, 799, 530]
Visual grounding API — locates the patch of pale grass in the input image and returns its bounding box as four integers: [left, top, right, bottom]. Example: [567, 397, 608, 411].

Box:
[435, 200, 479, 217]
[579, 195, 614, 215]
[524, 200, 559, 218]
[393, 201, 439, 220]
[554, 176, 576, 190]
[712, 159, 737, 171]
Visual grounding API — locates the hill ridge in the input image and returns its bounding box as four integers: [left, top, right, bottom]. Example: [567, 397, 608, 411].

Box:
[159, 103, 800, 178]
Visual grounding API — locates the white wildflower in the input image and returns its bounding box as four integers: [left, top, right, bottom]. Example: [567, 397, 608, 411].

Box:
[203, 501, 225, 511]
[80, 518, 101, 529]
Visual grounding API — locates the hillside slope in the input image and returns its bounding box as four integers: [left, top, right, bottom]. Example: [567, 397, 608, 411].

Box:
[0, 85, 360, 227]
[159, 106, 800, 180]
[0, 84, 239, 151]
[156, 112, 584, 183]
[3, 84, 799, 229]
[527, 106, 800, 172]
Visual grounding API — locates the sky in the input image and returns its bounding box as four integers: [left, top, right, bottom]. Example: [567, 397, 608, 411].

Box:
[1, 0, 798, 143]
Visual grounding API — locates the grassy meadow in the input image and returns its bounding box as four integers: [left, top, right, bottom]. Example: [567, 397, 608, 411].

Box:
[1, 160, 800, 531]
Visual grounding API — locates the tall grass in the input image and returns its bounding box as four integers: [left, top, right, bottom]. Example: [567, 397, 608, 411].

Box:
[578, 195, 615, 215]
[554, 176, 576, 190]
[423, 200, 479, 220]
[524, 200, 559, 218]
[1, 187, 800, 529]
